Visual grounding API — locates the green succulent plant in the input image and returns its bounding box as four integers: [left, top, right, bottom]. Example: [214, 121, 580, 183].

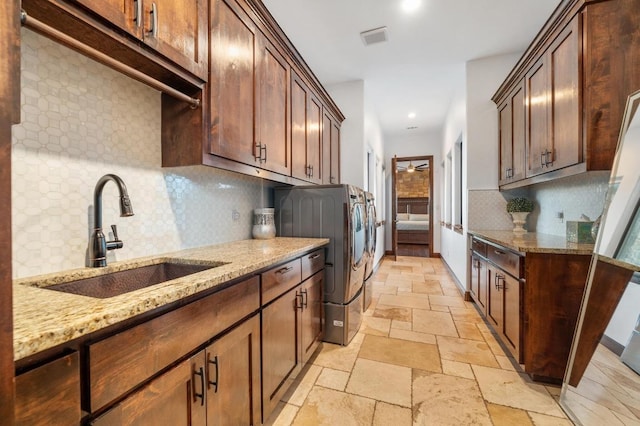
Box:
[506, 197, 534, 213]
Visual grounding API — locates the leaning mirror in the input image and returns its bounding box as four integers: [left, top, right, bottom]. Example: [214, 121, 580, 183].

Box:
[560, 90, 640, 425]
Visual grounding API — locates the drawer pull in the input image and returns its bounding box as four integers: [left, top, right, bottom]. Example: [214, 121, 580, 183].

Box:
[276, 266, 294, 274]
[193, 366, 205, 406]
[494, 274, 504, 290]
[207, 354, 219, 393]
[309, 253, 321, 260]
[493, 249, 505, 256]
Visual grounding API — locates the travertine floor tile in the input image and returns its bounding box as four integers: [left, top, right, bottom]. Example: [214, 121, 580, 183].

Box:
[486, 403, 533, 426]
[293, 386, 375, 426]
[388, 328, 436, 345]
[373, 305, 412, 322]
[360, 316, 391, 337]
[473, 365, 564, 417]
[315, 367, 350, 391]
[413, 370, 492, 425]
[412, 280, 443, 295]
[430, 305, 450, 312]
[528, 412, 573, 426]
[358, 334, 441, 372]
[429, 294, 466, 308]
[570, 376, 636, 418]
[441, 359, 475, 380]
[454, 321, 484, 341]
[389, 317, 411, 330]
[378, 293, 431, 310]
[346, 358, 412, 407]
[496, 354, 518, 371]
[442, 287, 463, 297]
[449, 307, 485, 324]
[265, 403, 299, 426]
[412, 309, 458, 337]
[373, 401, 411, 426]
[282, 364, 322, 406]
[313, 340, 361, 372]
[437, 336, 499, 368]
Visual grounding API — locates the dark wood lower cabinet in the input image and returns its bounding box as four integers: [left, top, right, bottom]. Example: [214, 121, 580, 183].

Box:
[15, 352, 81, 426]
[206, 314, 261, 426]
[300, 271, 323, 364]
[470, 235, 590, 382]
[92, 352, 207, 426]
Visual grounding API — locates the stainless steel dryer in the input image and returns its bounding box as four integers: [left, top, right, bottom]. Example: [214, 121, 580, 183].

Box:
[275, 184, 367, 345]
[363, 191, 377, 311]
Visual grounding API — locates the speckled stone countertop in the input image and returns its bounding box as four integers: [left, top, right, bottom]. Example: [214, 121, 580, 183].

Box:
[13, 237, 329, 361]
[468, 230, 595, 255]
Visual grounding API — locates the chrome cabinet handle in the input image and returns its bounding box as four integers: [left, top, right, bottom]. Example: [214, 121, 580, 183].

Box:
[540, 150, 546, 168]
[301, 288, 308, 308]
[494, 274, 504, 290]
[493, 249, 505, 256]
[149, 2, 158, 38]
[134, 0, 143, 28]
[309, 253, 320, 260]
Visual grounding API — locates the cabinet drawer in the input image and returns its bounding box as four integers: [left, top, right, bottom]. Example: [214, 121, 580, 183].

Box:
[88, 276, 260, 412]
[488, 245, 522, 278]
[471, 238, 488, 257]
[301, 249, 324, 281]
[262, 258, 302, 305]
[16, 352, 81, 425]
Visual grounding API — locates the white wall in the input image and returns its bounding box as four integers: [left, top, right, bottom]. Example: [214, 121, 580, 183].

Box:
[605, 282, 640, 346]
[384, 129, 442, 255]
[328, 80, 386, 268]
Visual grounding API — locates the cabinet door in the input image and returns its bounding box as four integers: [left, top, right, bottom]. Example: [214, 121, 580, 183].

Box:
[469, 255, 487, 315]
[92, 352, 207, 426]
[307, 92, 323, 184]
[502, 274, 521, 361]
[143, 0, 208, 79]
[487, 266, 503, 330]
[206, 315, 261, 426]
[262, 285, 301, 421]
[525, 57, 549, 178]
[256, 34, 290, 175]
[511, 83, 526, 181]
[209, 0, 257, 165]
[291, 71, 309, 181]
[498, 99, 513, 185]
[548, 18, 581, 171]
[74, 0, 141, 38]
[330, 120, 341, 184]
[322, 111, 332, 184]
[301, 271, 323, 364]
[16, 352, 81, 426]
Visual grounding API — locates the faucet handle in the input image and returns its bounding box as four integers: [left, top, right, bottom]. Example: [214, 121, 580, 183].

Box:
[111, 224, 120, 241]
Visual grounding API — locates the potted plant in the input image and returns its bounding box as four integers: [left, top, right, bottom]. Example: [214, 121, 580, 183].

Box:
[506, 197, 534, 233]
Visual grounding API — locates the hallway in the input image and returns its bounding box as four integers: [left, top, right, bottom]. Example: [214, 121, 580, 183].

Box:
[266, 256, 571, 425]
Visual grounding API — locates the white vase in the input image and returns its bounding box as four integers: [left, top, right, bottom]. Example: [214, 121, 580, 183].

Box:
[252, 208, 276, 239]
[510, 212, 529, 233]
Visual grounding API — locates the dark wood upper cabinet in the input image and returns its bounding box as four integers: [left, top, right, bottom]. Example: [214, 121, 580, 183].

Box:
[209, 0, 257, 165]
[493, 0, 640, 189]
[307, 93, 323, 184]
[291, 71, 322, 184]
[330, 119, 341, 184]
[75, 0, 208, 79]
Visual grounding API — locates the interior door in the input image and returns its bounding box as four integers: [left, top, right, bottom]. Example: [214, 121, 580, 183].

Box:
[391, 156, 398, 261]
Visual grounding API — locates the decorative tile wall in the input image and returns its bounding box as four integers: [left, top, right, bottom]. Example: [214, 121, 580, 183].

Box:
[467, 190, 514, 231]
[528, 171, 610, 237]
[12, 29, 273, 278]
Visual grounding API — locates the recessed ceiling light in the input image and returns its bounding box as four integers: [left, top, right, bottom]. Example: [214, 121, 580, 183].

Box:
[406, 126, 418, 130]
[401, 0, 421, 13]
[408, 112, 416, 119]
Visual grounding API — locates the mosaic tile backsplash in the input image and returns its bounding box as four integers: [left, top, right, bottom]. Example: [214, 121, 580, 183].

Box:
[12, 29, 272, 278]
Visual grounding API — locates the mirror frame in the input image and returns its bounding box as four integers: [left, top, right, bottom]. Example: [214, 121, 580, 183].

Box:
[560, 89, 640, 422]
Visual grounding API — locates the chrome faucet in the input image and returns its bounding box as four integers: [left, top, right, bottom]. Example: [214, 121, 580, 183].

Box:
[89, 174, 134, 267]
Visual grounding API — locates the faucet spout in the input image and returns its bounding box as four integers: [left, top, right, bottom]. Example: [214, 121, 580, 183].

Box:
[89, 174, 134, 267]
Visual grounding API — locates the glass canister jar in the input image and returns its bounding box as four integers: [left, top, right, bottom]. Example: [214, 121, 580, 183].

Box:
[252, 208, 276, 239]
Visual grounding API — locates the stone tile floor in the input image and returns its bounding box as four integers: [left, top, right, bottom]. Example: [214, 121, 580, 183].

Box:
[265, 256, 574, 425]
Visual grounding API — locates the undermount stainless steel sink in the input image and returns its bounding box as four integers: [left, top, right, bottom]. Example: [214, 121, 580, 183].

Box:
[43, 262, 225, 299]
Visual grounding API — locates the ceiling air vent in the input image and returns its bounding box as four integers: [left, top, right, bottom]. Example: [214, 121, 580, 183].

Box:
[360, 27, 388, 46]
[407, 126, 418, 130]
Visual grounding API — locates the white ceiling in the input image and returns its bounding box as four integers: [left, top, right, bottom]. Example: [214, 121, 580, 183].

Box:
[262, 0, 562, 137]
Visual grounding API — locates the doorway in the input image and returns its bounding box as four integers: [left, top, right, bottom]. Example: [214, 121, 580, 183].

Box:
[392, 155, 434, 258]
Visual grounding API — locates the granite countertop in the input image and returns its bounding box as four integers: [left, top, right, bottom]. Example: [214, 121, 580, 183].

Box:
[13, 237, 329, 361]
[468, 230, 595, 255]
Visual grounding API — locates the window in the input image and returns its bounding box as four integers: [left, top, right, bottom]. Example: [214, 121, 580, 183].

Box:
[453, 138, 463, 232]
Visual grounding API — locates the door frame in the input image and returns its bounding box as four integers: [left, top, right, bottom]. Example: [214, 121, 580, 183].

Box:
[391, 155, 434, 258]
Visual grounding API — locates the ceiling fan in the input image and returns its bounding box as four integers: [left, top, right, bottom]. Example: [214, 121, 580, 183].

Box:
[397, 161, 428, 173]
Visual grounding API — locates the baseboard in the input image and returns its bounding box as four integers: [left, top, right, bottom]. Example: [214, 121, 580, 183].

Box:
[385, 250, 394, 256]
[440, 257, 466, 296]
[601, 334, 625, 356]
[431, 252, 441, 258]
